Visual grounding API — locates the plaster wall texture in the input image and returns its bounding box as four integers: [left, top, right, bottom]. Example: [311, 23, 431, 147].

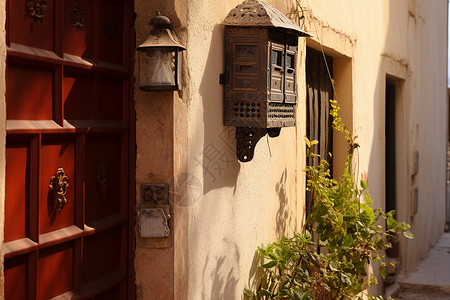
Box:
[402, 0, 448, 269]
[183, 0, 303, 298]
[0, 0, 6, 298]
[134, 1, 182, 298]
[132, 0, 447, 298]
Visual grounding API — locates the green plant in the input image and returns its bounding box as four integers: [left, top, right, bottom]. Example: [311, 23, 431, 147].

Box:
[244, 101, 413, 300]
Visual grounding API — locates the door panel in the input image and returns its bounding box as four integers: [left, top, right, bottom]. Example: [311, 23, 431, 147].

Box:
[64, 0, 94, 58]
[5, 142, 28, 242]
[5, 0, 133, 298]
[39, 138, 75, 234]
[7, 64, 54, 120]
[97, 78, 124, 120]
[10, 0, 55, 51]
[95, 286, 123, 300]
[82, 228, 122, 286]
[63, 74, 95, 120]
[85, 135, 122, 222]
[4, 255, 28, 300]
[98, 0, 124, 64]
[37, 243, 74, 300]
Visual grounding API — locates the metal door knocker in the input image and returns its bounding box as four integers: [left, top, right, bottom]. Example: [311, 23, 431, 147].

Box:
[71, 0, 85, 30]
[49, 166, 69, 213]
[27, 0, 47, 24]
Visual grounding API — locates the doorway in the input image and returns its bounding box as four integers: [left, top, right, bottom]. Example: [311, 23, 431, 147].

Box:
[384, 77, 406, 266]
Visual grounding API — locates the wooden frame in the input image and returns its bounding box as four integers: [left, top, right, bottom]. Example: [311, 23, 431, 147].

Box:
[4, 0, 135, 298]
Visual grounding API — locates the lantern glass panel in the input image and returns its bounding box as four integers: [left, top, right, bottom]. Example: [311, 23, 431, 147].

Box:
[139, 48, 176, 90]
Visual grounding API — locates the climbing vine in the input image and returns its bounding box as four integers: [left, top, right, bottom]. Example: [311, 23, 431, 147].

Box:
[244, 101, 413, 300]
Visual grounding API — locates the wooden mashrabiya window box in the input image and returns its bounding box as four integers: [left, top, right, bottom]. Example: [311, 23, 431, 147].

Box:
[222, 0, 310, 162]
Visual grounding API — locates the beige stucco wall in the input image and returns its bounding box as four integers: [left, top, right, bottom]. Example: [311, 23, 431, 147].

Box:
[304, 0, 447, 286]
[302, 0, 448, 283]
[182, 1, 304, 298]
[401, 0, 448, 270]
[133, 0, 447, 299]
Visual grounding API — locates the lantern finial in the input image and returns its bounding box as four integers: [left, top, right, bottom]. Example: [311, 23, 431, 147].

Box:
[150, 10, 171, 26]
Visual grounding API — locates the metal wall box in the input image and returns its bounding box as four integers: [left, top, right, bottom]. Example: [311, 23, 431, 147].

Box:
[137, 183, 172, 247]
[138, 208, 170, 238]
[222, 0, 310, 162]
[222, 0, 310, 129]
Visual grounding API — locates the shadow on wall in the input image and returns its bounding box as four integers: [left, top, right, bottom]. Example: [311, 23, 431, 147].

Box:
[199, 24, 240, 195]
[201, 239, 240, 299]
[276, 168, 294, 237]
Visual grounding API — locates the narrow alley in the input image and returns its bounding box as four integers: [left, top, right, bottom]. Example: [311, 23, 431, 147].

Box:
[390, 233, 450, 299]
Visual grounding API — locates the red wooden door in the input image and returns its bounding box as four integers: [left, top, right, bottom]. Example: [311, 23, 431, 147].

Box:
[4, 1, 134, 299]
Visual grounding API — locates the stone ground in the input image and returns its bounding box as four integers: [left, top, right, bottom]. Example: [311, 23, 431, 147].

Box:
[386, 233, 450, 300]
[397, 292, 450, 300]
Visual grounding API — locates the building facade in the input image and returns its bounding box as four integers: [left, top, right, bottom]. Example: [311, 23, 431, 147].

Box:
[0, 0, 447, 299]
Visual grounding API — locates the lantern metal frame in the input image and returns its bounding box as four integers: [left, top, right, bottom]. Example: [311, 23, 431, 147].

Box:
[137, 11, 186, 91]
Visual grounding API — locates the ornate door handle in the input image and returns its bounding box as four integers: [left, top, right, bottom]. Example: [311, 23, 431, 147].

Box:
[49, 166, 69, 213]
[27, 0, 47, 23]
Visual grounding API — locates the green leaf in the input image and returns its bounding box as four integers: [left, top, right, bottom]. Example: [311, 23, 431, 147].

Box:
[361, 204, 375, 225]
[399, 221, 411, 231]
[304, 137, 311, 147]
[243, 288, 254, 298]
[386, 216, 397, 230]
[386, 210, 396, 218]
[305, 230, 312, 240]
[262, 260, 277, 268]
[329, 260, 339, 272]
[258, 289, 271, 297]
[267, 252, 277, 260]
[360, 180, 368, 189]
[343, 234, 353, 247]
[403, 230, 414, 239]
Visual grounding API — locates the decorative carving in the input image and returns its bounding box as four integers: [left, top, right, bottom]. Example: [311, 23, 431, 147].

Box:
[225, 39, 232, 51]
[26, 0, 47, 24]
[71, 0, 85, 30]
[140, 184, 169, 207]
[104, 14, 117, 39]
[222, 0, 309, 37]
[48, 166, 69, 213]
[97, 162, 110, 200]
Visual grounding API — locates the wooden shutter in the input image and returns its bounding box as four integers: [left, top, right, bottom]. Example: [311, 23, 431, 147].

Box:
[306, 47, 333, 217]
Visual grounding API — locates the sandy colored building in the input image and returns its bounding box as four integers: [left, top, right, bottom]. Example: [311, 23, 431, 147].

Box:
[0, 0, 447, 299]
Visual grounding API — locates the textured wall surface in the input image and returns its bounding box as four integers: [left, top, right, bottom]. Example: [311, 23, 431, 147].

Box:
[133, 0, 448, 298]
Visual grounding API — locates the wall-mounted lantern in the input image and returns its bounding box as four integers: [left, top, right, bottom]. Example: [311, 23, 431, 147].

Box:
[222, 0, 310, 162]
[137, 11, 186, 91]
